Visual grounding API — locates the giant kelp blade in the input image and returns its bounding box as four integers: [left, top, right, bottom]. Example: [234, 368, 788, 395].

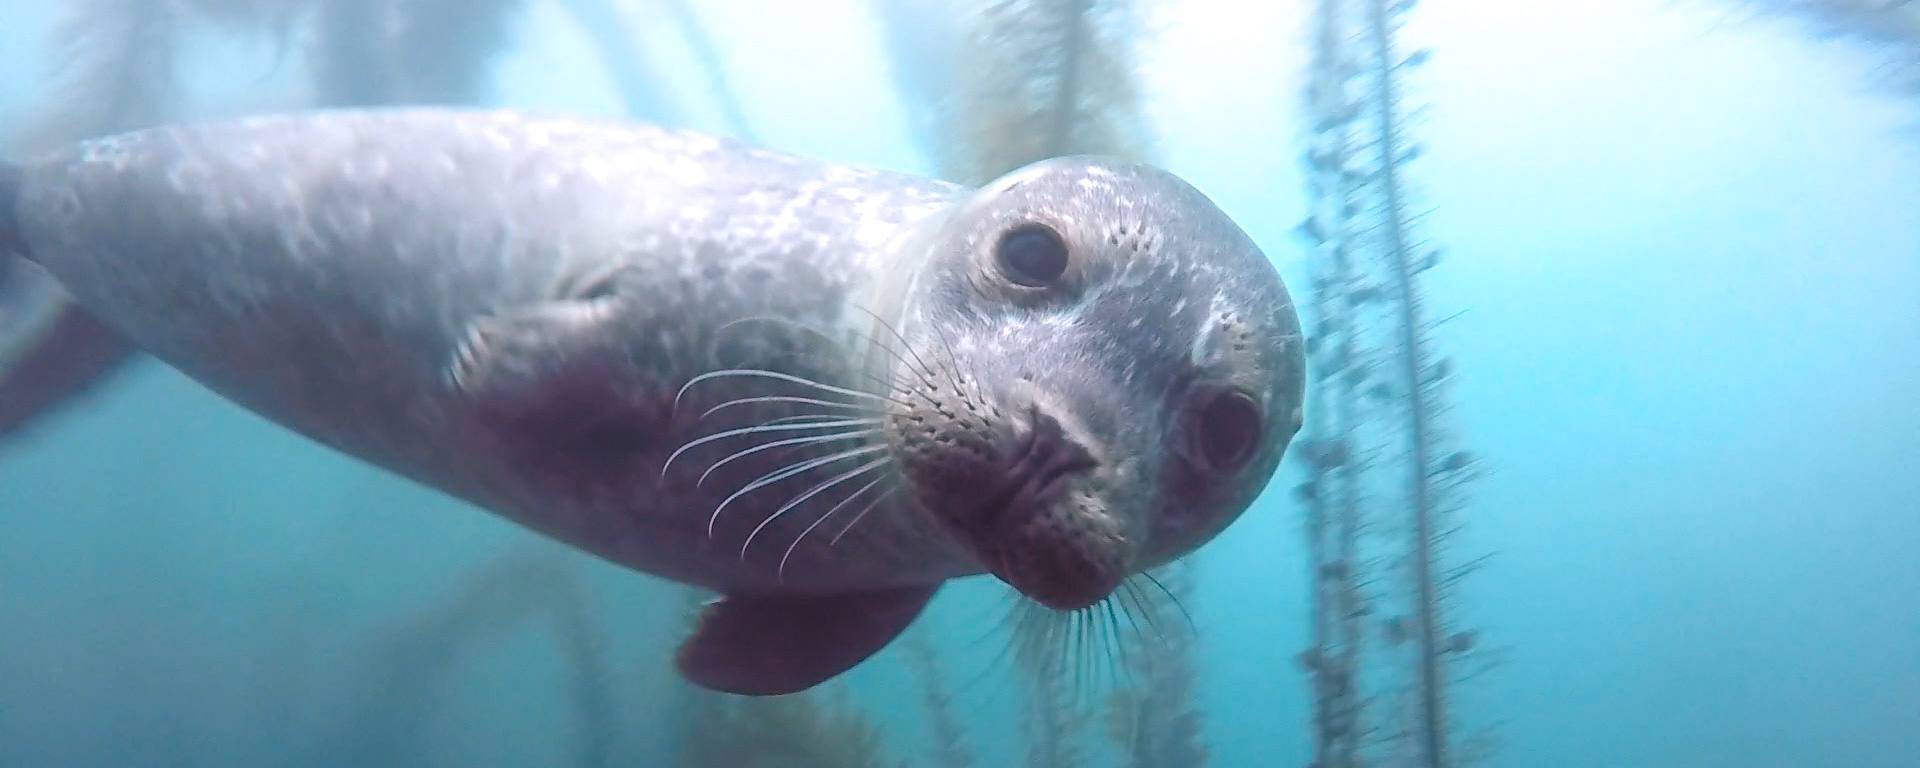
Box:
[871, 0, 1155, 184]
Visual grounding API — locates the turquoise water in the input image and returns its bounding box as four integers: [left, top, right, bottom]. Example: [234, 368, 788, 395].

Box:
[1, 2, 1915, 766]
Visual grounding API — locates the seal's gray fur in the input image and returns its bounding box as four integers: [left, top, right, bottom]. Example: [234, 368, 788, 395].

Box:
[15, 109, 971, 587]
[8, 108, 1305, 693]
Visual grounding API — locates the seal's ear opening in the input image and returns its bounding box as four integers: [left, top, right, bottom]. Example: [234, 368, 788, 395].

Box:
[674, 583, 940, 696]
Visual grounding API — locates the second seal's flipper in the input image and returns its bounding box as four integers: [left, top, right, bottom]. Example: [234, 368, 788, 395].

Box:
[1, 162, 144, 445]
[675, 583, 940, 696]
[0, 259, 141, 445]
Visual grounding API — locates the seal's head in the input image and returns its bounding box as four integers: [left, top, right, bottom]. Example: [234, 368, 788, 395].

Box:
[886, 157, 1305, 611]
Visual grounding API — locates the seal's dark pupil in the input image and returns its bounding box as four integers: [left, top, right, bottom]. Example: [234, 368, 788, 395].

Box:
[1200, 390, 1261, 470]
[997, 224, 1068, 287]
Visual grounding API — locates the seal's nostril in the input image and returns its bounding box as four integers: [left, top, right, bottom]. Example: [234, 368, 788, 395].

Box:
[1005, 405, 1096, 485]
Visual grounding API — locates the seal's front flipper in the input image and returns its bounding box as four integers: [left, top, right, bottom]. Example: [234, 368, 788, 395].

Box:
[0, 163, 143, 445]
[676, 584, 940, 696]
[445, 266, 663, 475]
[0, 240, 143, 446]
[445, 264, 652, 404]
[446, 299, 618, 406]
[1, 295, 140, 444]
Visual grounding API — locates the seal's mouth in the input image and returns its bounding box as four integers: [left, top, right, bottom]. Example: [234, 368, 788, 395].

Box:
[973, 405, 1117, 609]
[974, 405, 1096, 535]
[897, 394, 1129, 611]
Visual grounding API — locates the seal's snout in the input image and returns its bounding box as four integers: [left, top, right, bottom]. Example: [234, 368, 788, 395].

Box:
[895, 381, 1130, 611]
[981, 402, 1124, 611]
[990, 405, 1121, 610]
[982, 405, 1097, 526]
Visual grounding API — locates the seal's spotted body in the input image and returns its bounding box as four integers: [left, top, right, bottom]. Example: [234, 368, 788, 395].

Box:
[15, 110, 968, 590]
[1, 108, 1305, 695]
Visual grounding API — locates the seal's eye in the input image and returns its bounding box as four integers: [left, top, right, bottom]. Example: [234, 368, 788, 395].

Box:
[1196, 389, 1262, 471]
[996, 224, 1069, 287]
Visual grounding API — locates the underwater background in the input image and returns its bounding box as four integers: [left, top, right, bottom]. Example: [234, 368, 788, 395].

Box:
[0, 1, 1915, 766]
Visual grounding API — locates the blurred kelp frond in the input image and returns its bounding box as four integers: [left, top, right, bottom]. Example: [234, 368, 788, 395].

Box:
[1294, 0, 1494, 765]
[903, 626, 977, 768]
[680, 689, 894, 768]
[10, 0, 179, 151]
[1294, 0, 1378, 764]
[1734, 0, 1920, 95]
[655, 0, 758, 140]
[320, 547, 615, 767]
[1017, 629, 1087, 768]
[1004, 578, 1196, 768]
[555, 0, 689, 125]
[189, 0, 698, 120]
[871, 0, 1156, 184]
[313, 0, 529, 106]
[1103, 562, 1208, 768]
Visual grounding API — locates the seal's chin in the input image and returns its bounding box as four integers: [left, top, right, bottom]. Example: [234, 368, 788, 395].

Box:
[985, 500, 1129, 611]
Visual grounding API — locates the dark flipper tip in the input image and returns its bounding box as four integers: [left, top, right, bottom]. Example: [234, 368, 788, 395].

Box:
[0, 300, 139, 444]
[675, 584, 940, 696]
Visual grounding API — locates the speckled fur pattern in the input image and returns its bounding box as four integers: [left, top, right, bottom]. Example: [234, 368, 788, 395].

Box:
[11, 107, 1307, 608]
[13, 109, 974, 595]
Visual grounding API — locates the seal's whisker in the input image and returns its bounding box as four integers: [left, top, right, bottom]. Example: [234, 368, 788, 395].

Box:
[1083, 608, 1104, 700]
[839, 319, 942, 389]
[715, 315, 850, 364]
[1084, 607, 1103, 697]
[675, 368, 909, 411]
[707, 444, 886, 537]
[958, 594, 1034, 699]
[1079, 607, 1099, 700]
[717, 315, 853, 358]
[698, 395, 878, 421]
[721, 313, 939, 388]
[773, 347, 911, 404]
[1141, 569, 1198, 635]
[891, 303, 977, 410]
[758, 414, 871, 426]
[828, 483, 898, 546]
[661, 417, 880, 478]
[1103, 596, 1137, 691]
[845, 301, 989, 421]
[777, 474, 886, 579]
[741, 456, 889, 562]
[696, 428, 881, 487]
[1064, 608, 1083, 696]
[1118, 577, 1165, 648]
[964, 587, 1033, 659]
[1009, 599, 1049, 666]
[725, 332, 911, 404]
[846, 302, 945, 388]
[930, 322, 980, 408]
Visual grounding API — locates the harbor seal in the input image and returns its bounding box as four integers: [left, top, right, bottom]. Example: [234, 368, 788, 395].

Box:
[0, 108, 1305, 695]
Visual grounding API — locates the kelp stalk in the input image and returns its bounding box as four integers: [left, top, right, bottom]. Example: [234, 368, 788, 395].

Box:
[870, 3, 1178, 766]
[1296, 0, 1489, 764]
[1358, 0, 1448, 763]
[1297, 0, 1373, 761]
